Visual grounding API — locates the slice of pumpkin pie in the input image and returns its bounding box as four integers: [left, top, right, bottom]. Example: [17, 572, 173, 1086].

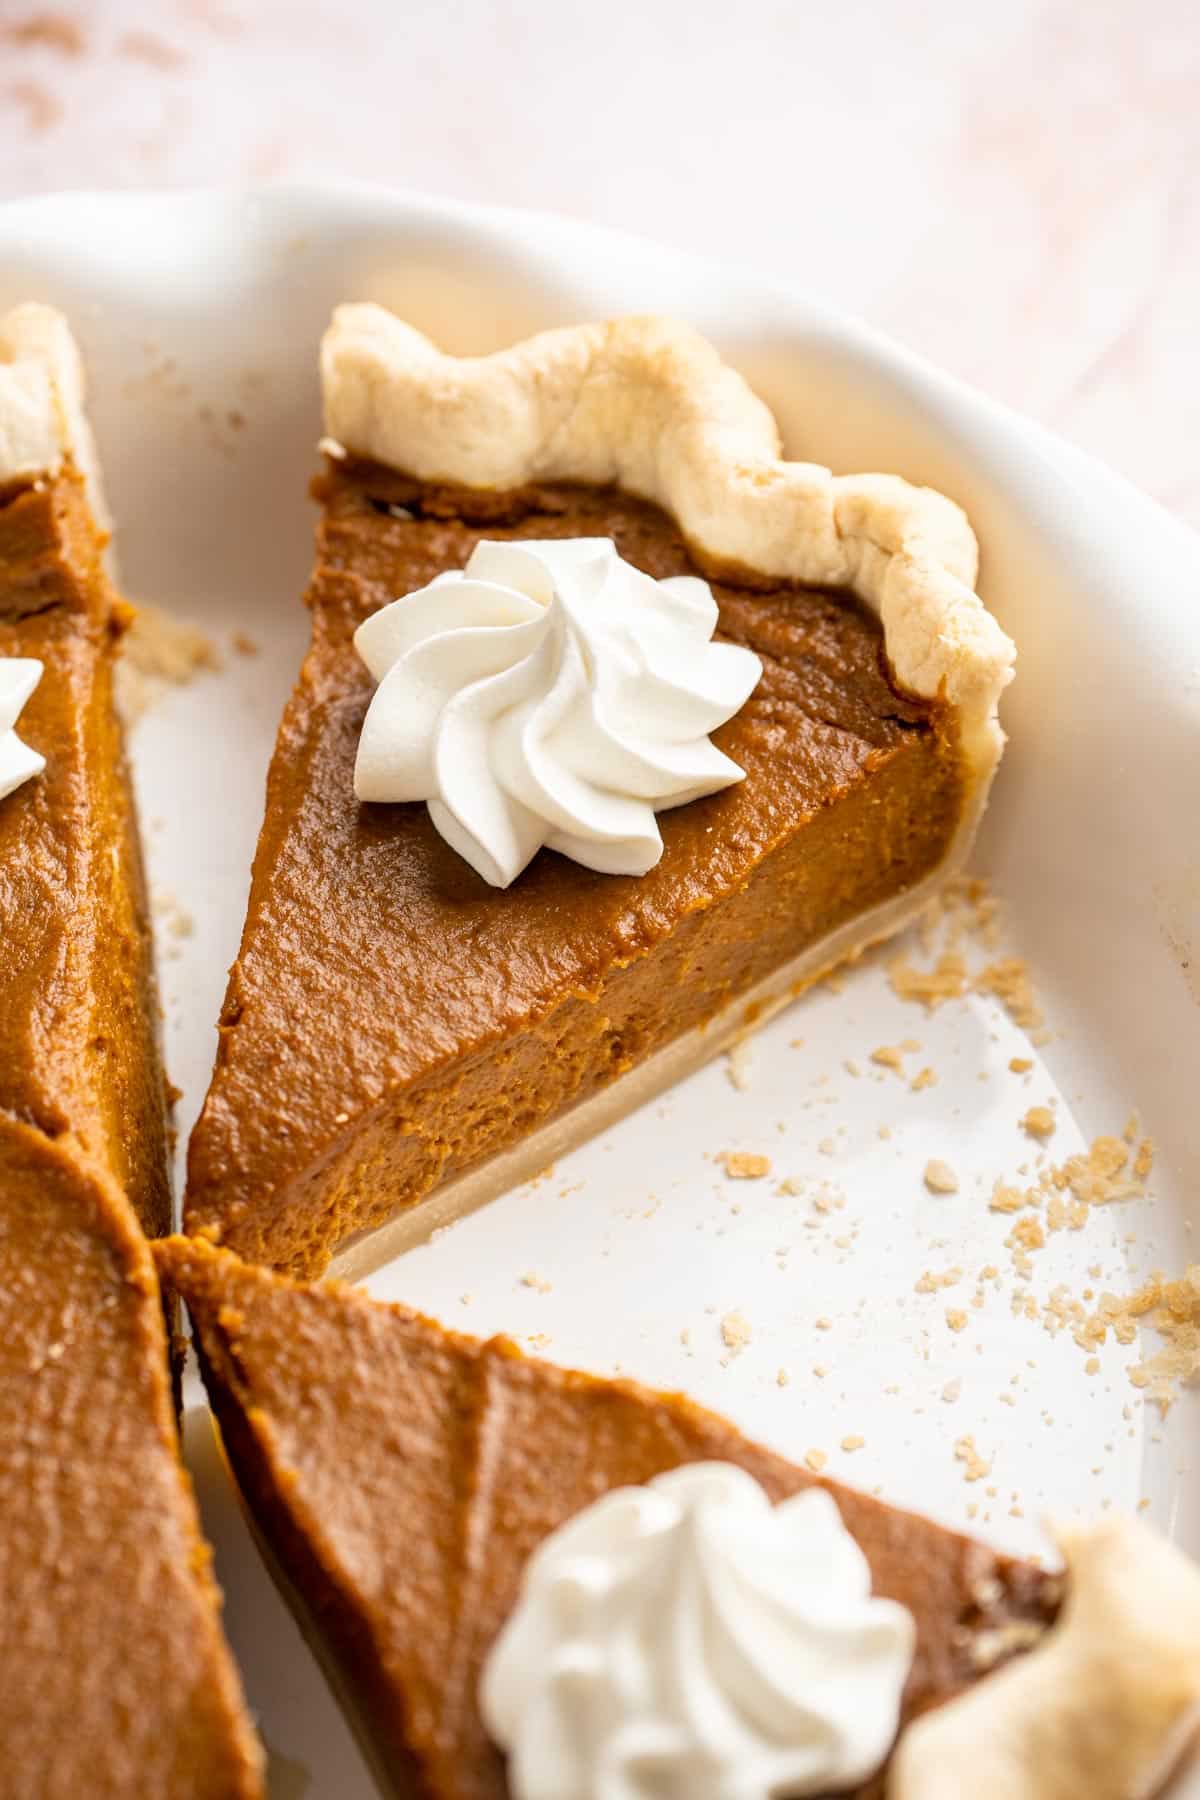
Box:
[158, 1234, 1060, 1800]
[185, 311, 1014, 1277]
[0, 306, 264, 1797]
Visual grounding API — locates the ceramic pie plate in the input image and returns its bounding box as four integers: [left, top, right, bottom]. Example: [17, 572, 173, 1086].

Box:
[2, 185, 1197, 1797]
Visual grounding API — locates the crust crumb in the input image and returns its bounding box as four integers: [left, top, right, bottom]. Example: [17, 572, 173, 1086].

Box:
[954, 1434, 992, 1481]
[719, 1310, 752, 1356]
[1021, 1105, 1056, 1139]
[916, 1266, 963, 1294]
[974, 958, 1043, 1032]
[870, 1044, 907, 1074]
[151, 885, 194, 945]
[966, 1619, 1047, 1671]
[888, 951, 968, 1010]
[720, 1151, 771, 1180]
[1009, 1056, 1033, 1074]
[910, 1065, 938, 1092]
[924, 1158, 959, 1194]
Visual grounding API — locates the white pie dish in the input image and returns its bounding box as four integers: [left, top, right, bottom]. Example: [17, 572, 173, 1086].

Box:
[1, 183, 1197, 1797]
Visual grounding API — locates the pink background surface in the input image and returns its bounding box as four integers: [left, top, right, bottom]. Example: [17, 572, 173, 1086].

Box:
[2, 0, 1197, 529]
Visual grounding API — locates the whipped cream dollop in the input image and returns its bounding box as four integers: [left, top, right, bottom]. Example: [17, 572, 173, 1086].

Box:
[0, 659, 44, 802]
[352, 538, 761, 888]
[480, 1462, 915, 1800]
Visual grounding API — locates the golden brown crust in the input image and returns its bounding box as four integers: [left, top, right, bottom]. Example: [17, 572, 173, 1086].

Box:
[889, 1515, 1200, 1799]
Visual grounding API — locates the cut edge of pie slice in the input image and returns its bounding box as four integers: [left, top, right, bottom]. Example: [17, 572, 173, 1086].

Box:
[0, 300, 170, 1234]
[186, 310, 1015, 1279]
[157, 1232, 1059, 1800]
[0, 305, 265, 1795]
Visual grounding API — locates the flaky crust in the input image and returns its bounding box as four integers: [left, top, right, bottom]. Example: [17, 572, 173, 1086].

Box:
[0, 303, 108, 530]
[888, 1514, 1200, 1799]
[321, 306, 1014, 841]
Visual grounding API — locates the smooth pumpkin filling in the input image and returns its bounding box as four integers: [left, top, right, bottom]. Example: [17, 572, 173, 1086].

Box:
[185, 467, 965, 1276]
[0, 469, 168, 1237]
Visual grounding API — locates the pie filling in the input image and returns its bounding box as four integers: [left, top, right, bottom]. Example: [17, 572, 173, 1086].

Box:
[185, 463, 966, 1277]
[0, 467, 169, 1235]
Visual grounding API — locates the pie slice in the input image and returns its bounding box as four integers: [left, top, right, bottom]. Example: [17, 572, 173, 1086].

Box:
[0, 305, 264, 1795]
[185, 311, 1014, 1277]
[158, 1234, 1058, 1800]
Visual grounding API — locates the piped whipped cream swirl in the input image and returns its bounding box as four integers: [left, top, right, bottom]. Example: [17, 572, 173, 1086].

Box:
[480, 1462, 915, 1800]
[352, 538, 761, 888]
[0, 659, 44, 802]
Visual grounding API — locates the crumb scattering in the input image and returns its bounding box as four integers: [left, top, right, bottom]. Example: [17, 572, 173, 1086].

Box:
[520, 1271, 552, 1293]
[870, 1044, 907, 1074]
[1021, 1105, 1056, 1139]
[804, 1448, 828, 1474]
[1072, 1265, 1200, 1413]
[945, 1308, 969, 1333]
[923, 1158, 959, 1195]
[840, 1434, 866, 1453]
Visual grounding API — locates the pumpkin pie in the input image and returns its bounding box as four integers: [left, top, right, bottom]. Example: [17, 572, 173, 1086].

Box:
[184, 311, 1014, 1278]
[0, 305, 264, 1796]
[158, 1233, 1059, 1799]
